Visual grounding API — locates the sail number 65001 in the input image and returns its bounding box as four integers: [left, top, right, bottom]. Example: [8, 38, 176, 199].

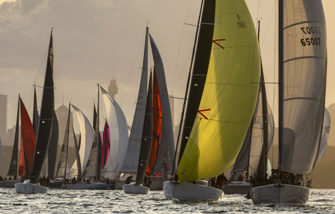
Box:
[301, 38, 320, 46]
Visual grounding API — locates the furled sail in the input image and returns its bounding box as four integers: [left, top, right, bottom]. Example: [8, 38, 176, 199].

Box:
[55, 104, 71, 179]
[101, 121, 110, 169]
[177, 0, 261, 181]
[31, 31, 55, 180]
[149, 34, 175, 174]
[71, 104, 95, 175]
[281, 0, 327, 174]
[48, 111, 59, 179]
[20, 97, 37, 176]
[100, 86, 128, 179]
[136, 73, 153, 185]
[146, 71, 162, 176]
[7, 97, 20, 177]
[121, 27, 149, 174]
[316, 108, 331, 163]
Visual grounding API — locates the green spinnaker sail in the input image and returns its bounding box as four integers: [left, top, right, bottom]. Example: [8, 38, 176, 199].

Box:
[177, 0, 261, 181]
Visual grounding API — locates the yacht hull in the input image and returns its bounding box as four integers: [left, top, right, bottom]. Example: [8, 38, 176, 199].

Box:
[123, 182, 149, 194]
[15, 180, 47, 194]
[251, 184, 310, 205]
[163, 181, 223, 202]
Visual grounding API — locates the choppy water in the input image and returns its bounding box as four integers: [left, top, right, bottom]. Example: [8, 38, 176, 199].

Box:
[0, 188, 334, 213]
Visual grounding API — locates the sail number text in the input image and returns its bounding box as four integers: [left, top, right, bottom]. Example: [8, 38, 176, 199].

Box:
[300, 26, 322, 47]
[301, 38, 321, 47]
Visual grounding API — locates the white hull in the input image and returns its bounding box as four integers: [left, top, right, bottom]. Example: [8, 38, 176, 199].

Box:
[251, 184, 310, 205]
[163, 181, 223, 202]
[123, 182, 149, 194]
[15, 180, 47, 194]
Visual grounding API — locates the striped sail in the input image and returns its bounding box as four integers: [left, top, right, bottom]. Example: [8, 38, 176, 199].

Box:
[281, 0, 327, 174]
[177, 0, 260, 181]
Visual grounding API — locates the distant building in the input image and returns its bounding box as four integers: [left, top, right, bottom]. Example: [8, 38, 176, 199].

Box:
[0, 94, 7, 143]
[108, 79, 118, 99]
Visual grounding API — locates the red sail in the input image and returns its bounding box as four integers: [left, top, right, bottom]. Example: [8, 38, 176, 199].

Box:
[20, 98, 37, 176]
[19, 137, 26, 177]
[146, 70, 162, 176]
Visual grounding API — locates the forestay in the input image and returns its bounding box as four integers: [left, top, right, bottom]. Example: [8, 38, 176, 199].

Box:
[281, 0, 327, 174]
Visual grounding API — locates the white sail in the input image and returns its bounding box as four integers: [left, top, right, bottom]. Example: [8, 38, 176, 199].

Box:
[121, 28, 148, 174]
[316, 108, 331, 163]
[149, 34, 175, 172]
[282, 0, 327, 174]
[71, 104, 95, 174]
[100, 86, 129, 179]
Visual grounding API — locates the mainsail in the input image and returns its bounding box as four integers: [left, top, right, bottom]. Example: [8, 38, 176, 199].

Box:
[136, 73, 153, 185]
[30, 30, 55, 180]
[7, 97, 20, 177]
[176, 0, 215, 166]
[48, 111, 59, 179]
[121, 27, 149, 174]
[177, 0, 261, 181]
[20, 97, 37, 176]
[100, 86, 128, 179]
[280, 0, 327, 174]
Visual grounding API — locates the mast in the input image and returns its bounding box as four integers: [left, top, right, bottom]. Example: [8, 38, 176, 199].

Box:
[33, 85, 39, 135]
[256, 20, 269, 177]
[278, 0, 284, 182]
[31, 29, 55, 182]
[7, 96, 20, 177]
[96, 84, 101, 180]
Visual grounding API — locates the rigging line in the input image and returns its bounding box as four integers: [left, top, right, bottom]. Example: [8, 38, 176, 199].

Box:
[119, 33, 145, 108]
[171, 0, 197, 95]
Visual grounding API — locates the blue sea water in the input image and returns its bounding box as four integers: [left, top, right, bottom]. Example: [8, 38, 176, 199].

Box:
[0, 188, 334, 213]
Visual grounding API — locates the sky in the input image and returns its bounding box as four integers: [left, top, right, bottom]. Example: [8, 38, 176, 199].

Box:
[0, 0, 334, 137]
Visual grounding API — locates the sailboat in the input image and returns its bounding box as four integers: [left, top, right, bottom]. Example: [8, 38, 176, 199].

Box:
[223, 21, 275, 195]
[123, 72, 154, 194]
[250, 0, 327, 205]
[316, 108, 331, 163]
[163, 0, 261, 202]
[15, 30, 55, 194]
[122, 26, 174, 193]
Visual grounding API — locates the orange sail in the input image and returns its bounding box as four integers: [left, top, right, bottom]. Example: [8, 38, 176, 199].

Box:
[146, 70, 162, 176]
[19, 137, 26, 177]
[20, 98, 37, 176]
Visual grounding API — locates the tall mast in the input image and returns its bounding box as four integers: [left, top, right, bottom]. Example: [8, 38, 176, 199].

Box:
[278, 0, 284, 182]
[64, 103, 71, 180]
[96, 84, 101, 179]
